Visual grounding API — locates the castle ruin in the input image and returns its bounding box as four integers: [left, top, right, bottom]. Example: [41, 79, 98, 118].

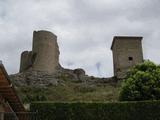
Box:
[111, 36, 143, 78]
[20, 30, 144, 80]
[20, 30, 61, 73]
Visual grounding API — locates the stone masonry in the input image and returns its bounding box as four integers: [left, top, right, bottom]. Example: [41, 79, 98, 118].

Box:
[13, 31, 145, 87]
[111, 36, 143, 78]
[15, 30, 93, 87]
[20, 30, 61, 74]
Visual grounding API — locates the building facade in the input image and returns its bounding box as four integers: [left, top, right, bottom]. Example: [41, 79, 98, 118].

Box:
[111, 36, 143, 78]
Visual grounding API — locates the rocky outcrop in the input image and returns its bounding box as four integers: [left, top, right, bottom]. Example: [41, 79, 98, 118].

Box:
[73, 68, 86, 82]
[10, 70, 59, 87]
[10, 68, 115, 87]
[10, 68, 87, 87]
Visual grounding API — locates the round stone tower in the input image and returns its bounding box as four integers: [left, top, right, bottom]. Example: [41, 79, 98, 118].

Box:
[31, 30, 60, 73]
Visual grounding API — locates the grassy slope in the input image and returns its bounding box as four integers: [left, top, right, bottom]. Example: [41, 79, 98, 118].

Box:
[16, 81, 121, 103]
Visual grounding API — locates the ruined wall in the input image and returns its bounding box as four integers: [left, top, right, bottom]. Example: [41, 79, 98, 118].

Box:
[111, 36, 143, 78]
[32, 31, 60, 73]
[20, 51, 32, 72]
[20, 30, 60, 74]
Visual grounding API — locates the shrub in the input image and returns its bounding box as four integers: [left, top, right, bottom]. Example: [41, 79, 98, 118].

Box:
[74, 85, 96, 93]
[18, 87, 48, 103]
[119, 60, 160, 101]
[31, 101, 160, 120]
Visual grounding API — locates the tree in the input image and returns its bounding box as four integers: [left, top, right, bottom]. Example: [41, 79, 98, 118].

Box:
[119, 60, 160, 101]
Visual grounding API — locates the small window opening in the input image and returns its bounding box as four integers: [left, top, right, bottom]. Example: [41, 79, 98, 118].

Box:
[117, 68, 121, 72]
[128, 57, 133, 61]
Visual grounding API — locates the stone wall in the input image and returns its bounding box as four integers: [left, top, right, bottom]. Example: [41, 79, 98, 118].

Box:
[20, 51, 32, 72]
[19, 31, 144, 80]
[111, 36, 143, 78]
[20, 30, 60, 74]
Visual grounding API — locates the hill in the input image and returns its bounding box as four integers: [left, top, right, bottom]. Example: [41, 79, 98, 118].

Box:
[10, 69, 120, 103]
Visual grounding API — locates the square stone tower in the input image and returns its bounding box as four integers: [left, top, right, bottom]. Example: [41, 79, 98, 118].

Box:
[111, 36, 143, 78]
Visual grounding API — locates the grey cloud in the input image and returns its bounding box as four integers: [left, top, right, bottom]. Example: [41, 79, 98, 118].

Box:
[0, 0, 160, 77]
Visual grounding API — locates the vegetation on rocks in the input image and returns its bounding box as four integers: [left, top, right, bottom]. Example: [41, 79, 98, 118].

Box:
[12, 60, 160, 103]
[15, 81, 120, 103]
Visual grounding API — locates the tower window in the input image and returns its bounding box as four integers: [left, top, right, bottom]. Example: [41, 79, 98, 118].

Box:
[128, 57, 133, 61]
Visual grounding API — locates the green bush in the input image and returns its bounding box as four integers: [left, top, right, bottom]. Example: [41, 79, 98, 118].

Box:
[31, 101, 160, 120]
[119, 60, 160, 101]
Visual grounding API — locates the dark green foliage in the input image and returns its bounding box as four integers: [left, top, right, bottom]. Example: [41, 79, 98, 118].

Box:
[31, 101, 160, 120]
[119, 60, 160, 101]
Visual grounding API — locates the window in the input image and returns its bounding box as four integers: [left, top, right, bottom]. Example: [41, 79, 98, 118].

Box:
[117, 68, 121, 72]
[128, 57, 133, 61]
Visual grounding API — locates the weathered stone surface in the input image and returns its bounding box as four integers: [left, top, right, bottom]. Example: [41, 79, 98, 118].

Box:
[12, 30, 117, 87]
[20, 30, 61, 74]
[10, 70, 59, 87]
[32, 31, 60, 73]
[10, 68, 115, 87]
[111, 36, 143, 78]
[73, 68, 85, 76]
[20, 51, 33, 72]
[73, 68, 86, 81]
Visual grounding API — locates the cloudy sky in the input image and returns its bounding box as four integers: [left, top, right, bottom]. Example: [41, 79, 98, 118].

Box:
[0, 0, 160, 77]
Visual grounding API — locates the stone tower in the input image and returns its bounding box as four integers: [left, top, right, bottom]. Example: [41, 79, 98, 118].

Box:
[111, 36, 143, 78]
[20, 30, 60, 73]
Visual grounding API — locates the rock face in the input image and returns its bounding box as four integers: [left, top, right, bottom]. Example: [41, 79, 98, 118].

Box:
[10, 68, 87, 87]
[10, 70, 59, 87]
[20, 30, 61, 74]
[10, 68, 115, 87]
[73, 69, 86, 81]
